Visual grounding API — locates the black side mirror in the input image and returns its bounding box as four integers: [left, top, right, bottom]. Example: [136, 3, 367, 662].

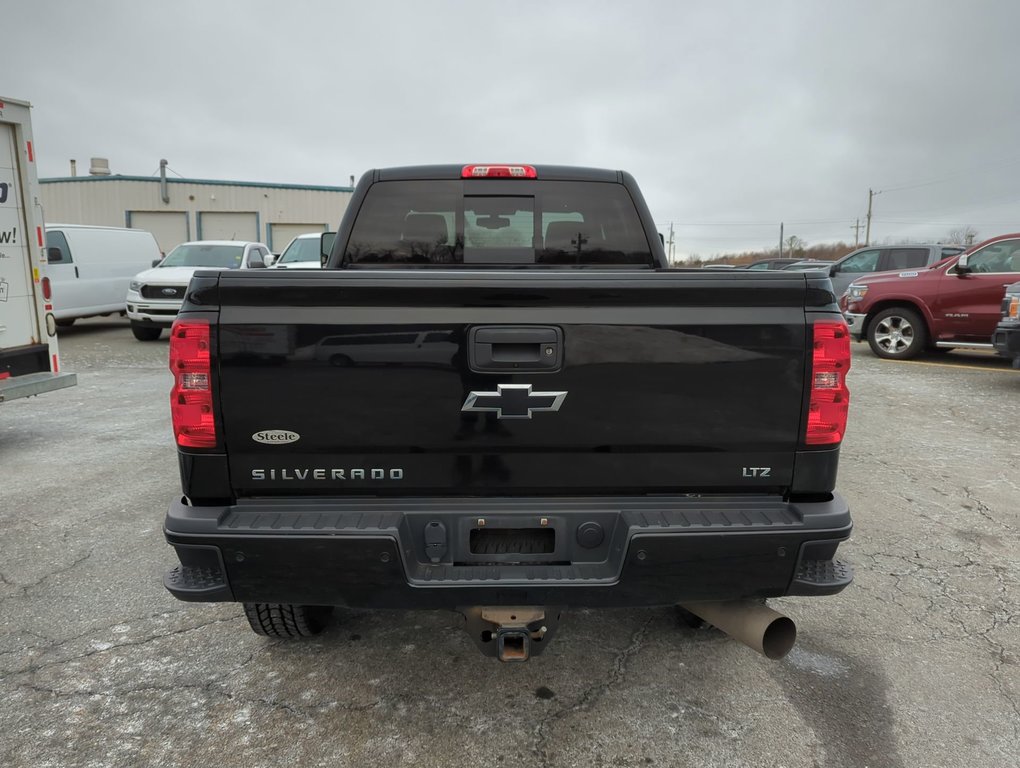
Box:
[46, 247, 64, 264]
[955, 254, 972, 275]
[829, 264, 838, 277]
[320, 231, 336, 266]
[248, 253, 266, 269]
[152, 258, 163, 268]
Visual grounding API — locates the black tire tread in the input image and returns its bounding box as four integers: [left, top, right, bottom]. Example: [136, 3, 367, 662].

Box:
[131, 322, 163, 341]
[243, 603, 332, 638]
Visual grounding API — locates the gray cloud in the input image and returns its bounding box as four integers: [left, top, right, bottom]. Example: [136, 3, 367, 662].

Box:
[7, 0, 1020, 256]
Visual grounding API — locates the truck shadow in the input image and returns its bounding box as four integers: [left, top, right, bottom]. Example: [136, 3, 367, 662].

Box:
[770, 641, 905, 768]
[258, 607, 905, 768]
[55, 316, 135, 337]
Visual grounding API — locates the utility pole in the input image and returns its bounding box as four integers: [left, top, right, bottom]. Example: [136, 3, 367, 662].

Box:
[667, 222, 675, 263]
[864, 188, 881, 246]
[779, 222, 784, 258]
[851, 218, 863, 247]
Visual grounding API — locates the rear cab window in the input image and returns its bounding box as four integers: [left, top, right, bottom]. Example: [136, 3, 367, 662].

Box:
[343, 180, 653, 266]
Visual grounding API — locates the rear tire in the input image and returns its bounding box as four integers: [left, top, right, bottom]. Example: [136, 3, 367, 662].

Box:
[243, 603, 333, 638]
[55, 318, 75, 328]
[866, 307, 926, 359]
[131, 322, 163, 341]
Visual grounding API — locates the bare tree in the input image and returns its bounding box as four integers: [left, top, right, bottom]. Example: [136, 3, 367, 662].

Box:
[784, 235, 806, 257]
[945, 226, 978, 246]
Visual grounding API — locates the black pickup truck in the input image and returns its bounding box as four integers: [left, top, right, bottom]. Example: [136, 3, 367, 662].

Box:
[163, 164, 853, 661]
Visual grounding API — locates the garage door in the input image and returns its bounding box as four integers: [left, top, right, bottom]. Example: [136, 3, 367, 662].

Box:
[198, 212, 258, 242]
[269, 223, 326, 252]
[128, 211, 189, 254]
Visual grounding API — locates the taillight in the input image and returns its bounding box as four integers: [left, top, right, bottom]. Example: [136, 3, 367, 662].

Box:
[169, 319, 216, 448]
[805, 321, 851, 445]
[461, 164, 537, 179]
[41, 277, 52, 300]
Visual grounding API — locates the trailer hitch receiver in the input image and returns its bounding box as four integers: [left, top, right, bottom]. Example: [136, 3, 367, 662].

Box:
[459, 606, 562, 661]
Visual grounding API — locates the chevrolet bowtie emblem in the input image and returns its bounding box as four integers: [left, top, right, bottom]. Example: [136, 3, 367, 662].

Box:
[461, 383, 567, 420]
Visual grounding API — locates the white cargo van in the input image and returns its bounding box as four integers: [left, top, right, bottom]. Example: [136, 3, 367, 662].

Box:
[0, 96, 76, 403]
[44, 224, 162, 326]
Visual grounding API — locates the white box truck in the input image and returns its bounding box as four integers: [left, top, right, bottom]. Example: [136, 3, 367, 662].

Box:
[0, 97, 76, 403]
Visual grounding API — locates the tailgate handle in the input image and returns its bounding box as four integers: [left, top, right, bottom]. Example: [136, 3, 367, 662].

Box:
[469, 326, 562, 372]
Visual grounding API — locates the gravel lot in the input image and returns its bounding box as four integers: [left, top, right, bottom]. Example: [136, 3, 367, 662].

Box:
[2, 316, 1017, 768]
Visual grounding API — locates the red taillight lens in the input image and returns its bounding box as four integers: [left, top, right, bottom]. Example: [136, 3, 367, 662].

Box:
[169, 319, 216, 448]
[805, 321, 851, 445]
[41, 277, 52, 300]
[461, 164, 537, 179]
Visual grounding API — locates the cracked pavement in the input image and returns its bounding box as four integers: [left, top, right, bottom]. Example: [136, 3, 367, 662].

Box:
[1, 317, 1017, 767]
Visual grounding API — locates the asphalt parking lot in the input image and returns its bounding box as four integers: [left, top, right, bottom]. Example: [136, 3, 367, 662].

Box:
[2, 316, 1017, 768]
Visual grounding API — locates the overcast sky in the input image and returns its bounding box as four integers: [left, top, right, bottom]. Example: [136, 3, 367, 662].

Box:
[6, 0, 1020, 258]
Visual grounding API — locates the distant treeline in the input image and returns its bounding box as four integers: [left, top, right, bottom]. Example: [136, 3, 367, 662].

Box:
[681, 226, 978, 267]
[682, 242, 858, 267]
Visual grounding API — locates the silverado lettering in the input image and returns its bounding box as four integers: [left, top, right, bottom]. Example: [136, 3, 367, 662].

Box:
[163, 164, 854, 663]
[251, 468, 404, 481]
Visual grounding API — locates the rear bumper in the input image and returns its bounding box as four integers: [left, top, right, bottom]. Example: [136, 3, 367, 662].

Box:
[164, 494, 854, 608]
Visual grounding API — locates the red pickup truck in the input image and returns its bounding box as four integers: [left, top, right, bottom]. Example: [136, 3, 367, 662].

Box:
[841, 233, 1020, 359]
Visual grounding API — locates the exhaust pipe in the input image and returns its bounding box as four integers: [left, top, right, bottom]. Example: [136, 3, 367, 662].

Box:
[680, 600, 796, 660]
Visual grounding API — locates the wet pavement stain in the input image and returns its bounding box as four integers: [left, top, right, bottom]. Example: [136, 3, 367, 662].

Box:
[773, 643, 905, 768]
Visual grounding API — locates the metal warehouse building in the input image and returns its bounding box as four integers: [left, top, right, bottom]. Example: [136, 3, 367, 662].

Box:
[39, 164, 353, 253]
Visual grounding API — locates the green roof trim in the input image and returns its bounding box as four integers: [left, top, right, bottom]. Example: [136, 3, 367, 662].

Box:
[39, 174, 355, 193]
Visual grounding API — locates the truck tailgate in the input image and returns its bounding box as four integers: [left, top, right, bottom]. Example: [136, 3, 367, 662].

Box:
[213, 270, 815, 496]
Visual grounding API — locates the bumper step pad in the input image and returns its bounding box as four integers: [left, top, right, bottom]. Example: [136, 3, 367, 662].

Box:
[789, 559, 854, 596]
[164, 564, 232, 602]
